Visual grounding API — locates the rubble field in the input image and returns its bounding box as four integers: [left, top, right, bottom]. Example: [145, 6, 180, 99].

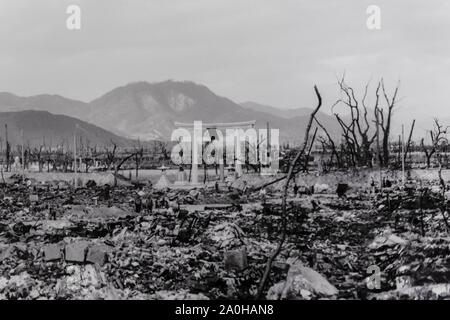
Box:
[0, 172, 449, 300]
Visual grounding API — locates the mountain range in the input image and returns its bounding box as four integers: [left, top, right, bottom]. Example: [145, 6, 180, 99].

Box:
[240, 101, 313, 118]
[0, 80, 344, 146]
[0, 110, 132, 148]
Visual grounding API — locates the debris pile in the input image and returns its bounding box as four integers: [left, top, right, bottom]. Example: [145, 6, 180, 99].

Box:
[0, 174, 449, 300]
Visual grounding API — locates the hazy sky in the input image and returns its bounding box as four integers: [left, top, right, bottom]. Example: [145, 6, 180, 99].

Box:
[1, 0, 449, 129]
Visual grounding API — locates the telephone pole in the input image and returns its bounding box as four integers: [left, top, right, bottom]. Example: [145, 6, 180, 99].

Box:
[401, 124, 405, 185]
[74, 128, 77, 187]
[375, 109, 382, 192]
[5, 124, 8, 172]
[21, 129, 24, 175]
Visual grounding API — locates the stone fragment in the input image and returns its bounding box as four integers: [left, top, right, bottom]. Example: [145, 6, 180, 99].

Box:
[224, 248, 247, 271]
[86, 245, 108, 266]
[43, 244, 62, 261]
[286, 264, 338, 297]
[267, 262, 338, 299]
[65, 241, 89, 263]
[369, 233, 409, 249]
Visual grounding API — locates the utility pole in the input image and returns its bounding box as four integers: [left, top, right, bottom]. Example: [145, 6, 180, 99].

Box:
[136, 138, 141, 181]
[21, 129, 24, 175]
[267, 121, 271, 158]
[74, 128, 77, 187]
[401, 124, 405, 185]
[375, 109, 382, 192]
[0, 138, 3, 180]
[5, 124, 8, 172]
[78, 135, 82, 173]
[266, 121, 271, 173]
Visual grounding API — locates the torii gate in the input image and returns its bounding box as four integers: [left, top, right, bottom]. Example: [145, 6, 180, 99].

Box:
[174, 120, 256, 184]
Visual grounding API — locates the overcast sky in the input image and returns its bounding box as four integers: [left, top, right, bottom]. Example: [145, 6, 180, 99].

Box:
[1, 0, 449, 129]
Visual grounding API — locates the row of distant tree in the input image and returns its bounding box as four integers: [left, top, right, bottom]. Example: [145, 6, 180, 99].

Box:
[279, 75, 450, 172]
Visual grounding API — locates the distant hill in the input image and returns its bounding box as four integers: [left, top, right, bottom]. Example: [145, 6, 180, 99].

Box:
[0, 80, 344, 144]
[0, 92, 89, 119]
[0, 110, 133, 147]
[86, 81, 344, 143]
[240, 101, 312, 118]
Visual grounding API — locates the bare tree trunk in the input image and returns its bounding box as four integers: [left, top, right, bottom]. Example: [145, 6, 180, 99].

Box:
[381, 79, 400, 166]
[314, 117, 340, 167]
[403, 119, 415, 165]
[302, 127, 318, 172]
[437, 161, 450, 232]
[256, 85, 322, 299]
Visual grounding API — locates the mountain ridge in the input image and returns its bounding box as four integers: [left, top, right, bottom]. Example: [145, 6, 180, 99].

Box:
[240, 101, 313, 118]
[0, 110, 133, 148]
[0, 80, 343, 144]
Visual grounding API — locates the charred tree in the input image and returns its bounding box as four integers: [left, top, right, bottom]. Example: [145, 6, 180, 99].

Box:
[421, 119, 448, 168]
[376, 79, 400, 166]
[256, 85, 322, 299]
[332, 75, 380, 167]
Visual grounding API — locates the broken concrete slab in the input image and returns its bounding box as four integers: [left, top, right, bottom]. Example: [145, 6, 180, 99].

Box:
[369, 232, 409, 250]
[267, 262, 338, 299]
[65, 241, 89, 263]
[40, 220, 74, 232]
[86, 244, 108, 266]
[43, 244, 62, 262]
[287, 264, 338, 297]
